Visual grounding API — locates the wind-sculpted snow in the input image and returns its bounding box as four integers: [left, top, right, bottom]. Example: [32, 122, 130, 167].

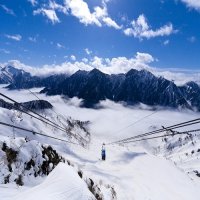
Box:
[13, 163, 96, 200]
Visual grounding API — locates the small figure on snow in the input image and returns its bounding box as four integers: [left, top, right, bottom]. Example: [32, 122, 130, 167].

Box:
[101, 143, 106, 161]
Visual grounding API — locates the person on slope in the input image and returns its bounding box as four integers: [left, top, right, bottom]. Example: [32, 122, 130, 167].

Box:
[101, 143, 106, 161]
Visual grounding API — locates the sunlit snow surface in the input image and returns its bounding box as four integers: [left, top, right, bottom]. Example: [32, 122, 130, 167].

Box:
[1, 85, 200, 200]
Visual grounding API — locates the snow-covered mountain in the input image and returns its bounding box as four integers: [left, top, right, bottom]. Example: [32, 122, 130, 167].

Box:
[1, 66, 200, 110]
[41, 68, 199, 110]
[0, 65, 67, 90]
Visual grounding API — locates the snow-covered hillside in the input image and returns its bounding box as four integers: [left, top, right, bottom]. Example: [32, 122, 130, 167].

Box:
[154, 131, 200, 182]
[5, 163, 96, 200]
[1, 85, 200, 200]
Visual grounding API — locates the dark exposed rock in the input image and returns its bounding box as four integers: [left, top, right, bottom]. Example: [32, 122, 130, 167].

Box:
[19, 100, 53, 110]
[179, 81, 200, 111]
[0, 99, 13, 109]
[0, 98, 53, 111]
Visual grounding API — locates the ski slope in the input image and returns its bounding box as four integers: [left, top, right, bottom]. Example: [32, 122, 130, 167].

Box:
[1, 86, 200, 199]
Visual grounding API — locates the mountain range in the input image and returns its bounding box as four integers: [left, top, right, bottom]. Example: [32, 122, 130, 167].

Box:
[0, 65, 200, 110]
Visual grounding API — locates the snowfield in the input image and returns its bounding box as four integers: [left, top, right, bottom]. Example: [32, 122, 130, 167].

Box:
[1, 85, 200, 200]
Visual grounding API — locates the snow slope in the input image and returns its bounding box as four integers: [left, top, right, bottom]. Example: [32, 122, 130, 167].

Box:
[13, 163, 95, 200]
[62, 139, 200, 200]
[155, 132, 200, 182]
[1, 85, 200, 199]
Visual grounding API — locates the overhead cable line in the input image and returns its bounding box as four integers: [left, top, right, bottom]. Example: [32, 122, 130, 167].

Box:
[107, 117, 200, 145]
[0, 93, 69, 132]
[114, 128, 200, 145]
[0, 93, 88, 145]
[0, 121, 81, 146]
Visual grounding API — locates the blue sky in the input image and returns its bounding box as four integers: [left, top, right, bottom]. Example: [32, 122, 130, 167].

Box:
[0, 0, 200, 70]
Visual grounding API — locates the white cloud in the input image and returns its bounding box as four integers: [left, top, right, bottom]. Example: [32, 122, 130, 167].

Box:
[153, 69, 200, 85]
[135, 52, 154, 63]
[28, 36, 37, 42]
[90, 56, 104, 68]
[0, 49, 10, 54]
[90, 5, 122, 29]
[32, 0, 121, 29]
[102, 17, 122, 29]
[66, 0, 102, 26]
[0, 5, 15, 16]
[180, 0, 200, 11]
[163, 40, 170, 45]
[5, 34, 22, 41]
[85, 48, 92, 55]
[28, 0, 38, 6]
[70, 55, 76, 61]
[32, 1, 68, 23]
[124, 14, 175, 39]
[82, 58, 88, 63]
[57, 43, 65, 49]
[49, 1, 68, 14]
[33, 8, 60, 24]
[97, 54, 153, 74]
[102, 0, 111, 3]
[121, 15, 127, 22]
[188, 36, 196, 43]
